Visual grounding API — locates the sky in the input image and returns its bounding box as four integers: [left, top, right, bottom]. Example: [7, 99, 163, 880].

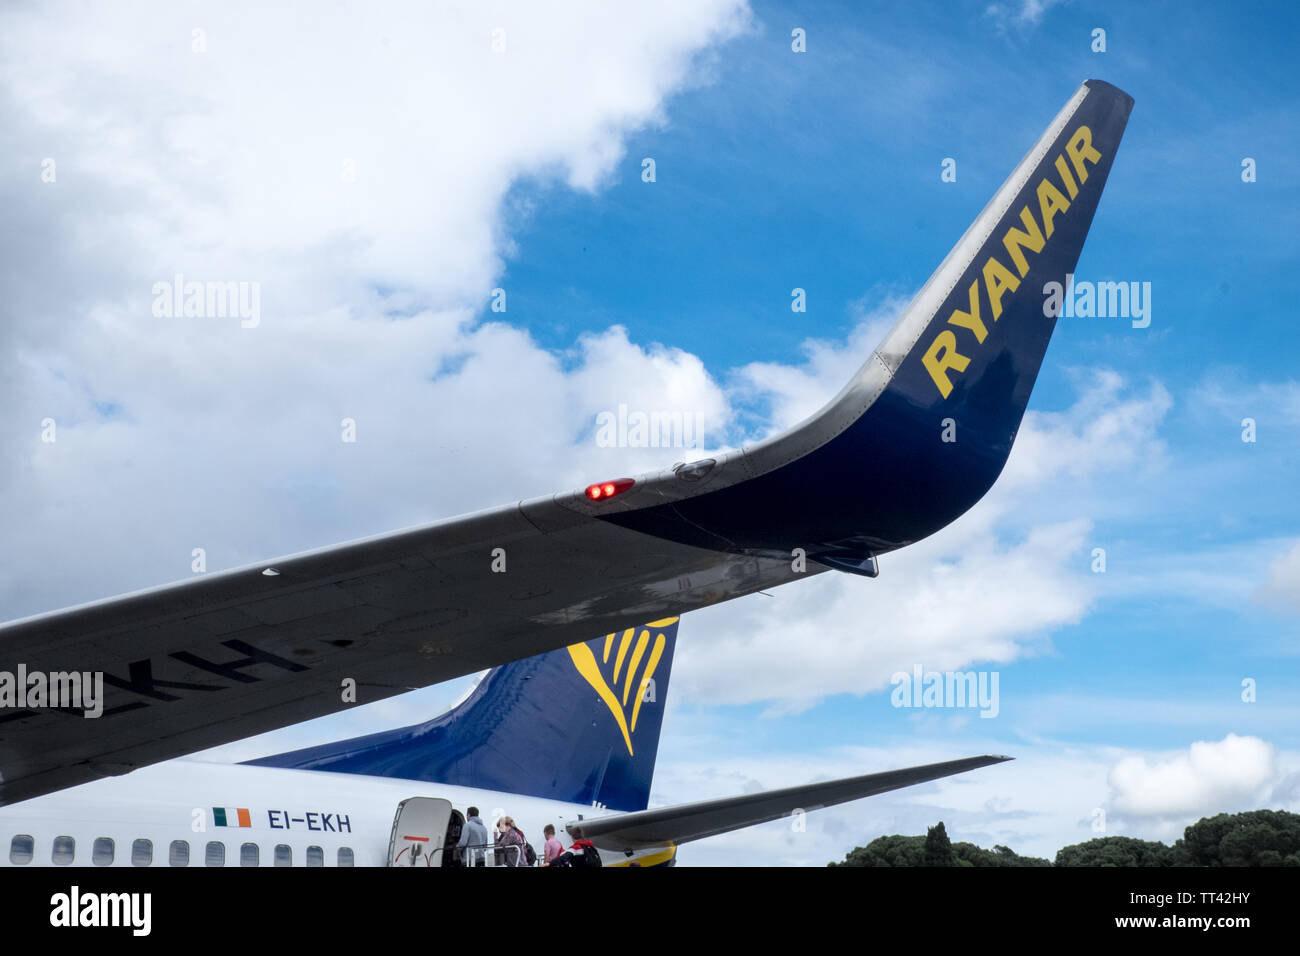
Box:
[2, 0, 1298, 865]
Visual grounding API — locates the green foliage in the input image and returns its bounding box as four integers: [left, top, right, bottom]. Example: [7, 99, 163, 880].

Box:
[1054, 836, 1179, 867]
[922, 821, 954, 866]
[830, 828, 1048, 867]
[1178, 810, 1300, 867]
[829, 834, 925, 867]
[830, 810, 1300, 867]
[953, 842, 1051, 867]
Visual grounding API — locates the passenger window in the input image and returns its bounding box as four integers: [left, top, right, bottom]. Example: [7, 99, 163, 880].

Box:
[205, 841, 225, 867]
[9, 834, 34, 865]
[306, 845, 324, 867]
[337, 847, 354, 867]
[170, 840, 190, 867]
[241, 842, 259, 867]
[52, 835, 75, 865]
[132, 839, 153, 866]
[92, 837, 115, 866]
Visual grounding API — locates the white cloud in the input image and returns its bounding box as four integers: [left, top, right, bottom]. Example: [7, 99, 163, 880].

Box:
[1256, 539, 1300, 614]
[984, 0, 1069, 33]
[1108, 733, 1277, 820]
[0, 0, 750, 619]
[1200, 376, 1300, 427]
[568, 326, 734, 450]
[997, 369, 1172, 492]
[733, 294, 909, 432]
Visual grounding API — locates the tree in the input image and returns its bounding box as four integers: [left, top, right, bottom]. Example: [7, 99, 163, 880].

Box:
[922, 821, 955, 867]
[829, 809, 1300, 867]
[829, 834, 925, 867]
[953, 842, 1051, 867]
[1054, 836, 1177, 867]
[1179, 810, 1300, 867]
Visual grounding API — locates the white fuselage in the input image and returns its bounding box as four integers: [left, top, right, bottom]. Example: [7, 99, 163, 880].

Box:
[0, 760, 644, 867]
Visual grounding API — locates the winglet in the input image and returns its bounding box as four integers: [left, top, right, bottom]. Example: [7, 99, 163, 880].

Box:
[599, 81, 1135, 562]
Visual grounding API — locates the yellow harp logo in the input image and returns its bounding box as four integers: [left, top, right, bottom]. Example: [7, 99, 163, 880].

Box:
[567, 618, 676, 756]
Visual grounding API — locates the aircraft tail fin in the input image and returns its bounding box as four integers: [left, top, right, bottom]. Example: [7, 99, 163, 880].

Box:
[245, 619, 680, 812]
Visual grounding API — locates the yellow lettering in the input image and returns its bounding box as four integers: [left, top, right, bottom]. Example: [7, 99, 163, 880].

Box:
[921, 330, 970, 399]
[982, 256, 1020, 320]
[946, 279, 987, 343]
[1066, 125, 1102, 184]
[1036, 178, 1070, 238]
[1002, 205, 1046, 278]
[1053, 155, 1079, 199]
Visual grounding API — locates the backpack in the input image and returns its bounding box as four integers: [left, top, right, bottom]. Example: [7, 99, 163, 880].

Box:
[572, 840, 602, 868]
[512, 827, 536, 867]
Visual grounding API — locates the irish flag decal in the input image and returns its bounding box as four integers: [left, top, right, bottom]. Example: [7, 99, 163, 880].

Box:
[213, 807, 253, 828]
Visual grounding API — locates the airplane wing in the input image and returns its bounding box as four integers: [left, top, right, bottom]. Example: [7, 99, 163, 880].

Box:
[0, 80, 1132, 806]
[0, 504, 805, 806]
[569, 755, 1013, 853]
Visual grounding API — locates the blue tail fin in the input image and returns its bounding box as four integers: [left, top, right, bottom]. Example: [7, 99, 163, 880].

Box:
[244, 618, 680, 812]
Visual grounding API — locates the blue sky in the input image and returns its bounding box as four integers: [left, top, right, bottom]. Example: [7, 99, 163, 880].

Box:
[3, 0, 1298, 864]
[503, 0, 1299, 379]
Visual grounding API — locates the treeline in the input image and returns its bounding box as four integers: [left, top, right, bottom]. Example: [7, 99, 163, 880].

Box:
[829, 810, 1300, 866]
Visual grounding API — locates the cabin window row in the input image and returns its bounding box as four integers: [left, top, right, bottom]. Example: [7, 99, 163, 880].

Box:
[8, 834, 355, 867]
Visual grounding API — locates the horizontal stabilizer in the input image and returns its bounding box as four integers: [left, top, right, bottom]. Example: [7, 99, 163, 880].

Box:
[570, 754, 1011, 851]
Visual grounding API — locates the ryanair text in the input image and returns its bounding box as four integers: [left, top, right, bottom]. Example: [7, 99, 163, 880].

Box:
[922, 123, 1103, 399]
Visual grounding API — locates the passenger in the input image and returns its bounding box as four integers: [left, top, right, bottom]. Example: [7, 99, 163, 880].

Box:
[509, 819, 537, 867]
[443, 814, 464, 868]
[458, 806, 489, 867]
[542, 827, 602, 868]
[543, 824, 564, 865]
[493, 817, 506, 866]
[497, 816, 527, 866]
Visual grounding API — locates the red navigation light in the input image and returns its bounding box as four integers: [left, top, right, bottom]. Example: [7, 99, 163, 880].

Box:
[585, 477, 635, 501]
